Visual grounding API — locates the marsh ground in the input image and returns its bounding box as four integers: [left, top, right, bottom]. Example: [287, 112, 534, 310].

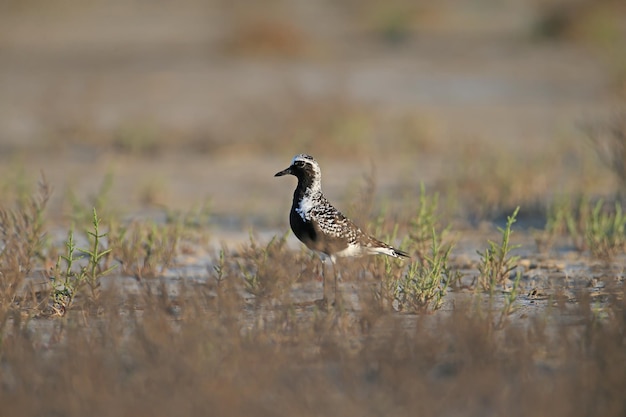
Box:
[1, 1, 625, 416]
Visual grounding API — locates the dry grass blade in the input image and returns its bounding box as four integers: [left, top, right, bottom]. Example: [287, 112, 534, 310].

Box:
[109, 220, 181, 280]
[0, 281, 623, 417]
[0, 176, 50, 329]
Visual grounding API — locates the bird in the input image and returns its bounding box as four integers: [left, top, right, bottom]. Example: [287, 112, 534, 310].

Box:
[275, 153, 409, 305]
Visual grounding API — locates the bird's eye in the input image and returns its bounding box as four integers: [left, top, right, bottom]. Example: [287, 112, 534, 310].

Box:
[294, 161, 305, 168]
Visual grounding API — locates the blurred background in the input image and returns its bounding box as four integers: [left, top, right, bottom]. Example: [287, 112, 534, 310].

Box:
[1, 0, 625, 230]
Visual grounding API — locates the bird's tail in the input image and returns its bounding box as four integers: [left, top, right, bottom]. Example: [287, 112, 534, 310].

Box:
[369, 244, 410, 259]
[391, 248, 410, 258]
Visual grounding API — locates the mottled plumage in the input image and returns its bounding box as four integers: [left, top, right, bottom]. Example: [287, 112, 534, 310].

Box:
[275, 154, 409, 303]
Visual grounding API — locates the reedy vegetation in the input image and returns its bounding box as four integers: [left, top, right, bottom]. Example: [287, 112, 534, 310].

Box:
[0, 174, 624, 417]
[384, 183, 458, 313]
[539, 196, 626, 259]
[0, 173, 623, 322]
[2, 175, 624, 318]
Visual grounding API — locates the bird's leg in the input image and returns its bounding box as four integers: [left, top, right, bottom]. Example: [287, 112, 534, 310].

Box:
[332, 259, 337, 301]
[321, 255, 331, 305]
[294, 257, 328, 309]
[311, 255, 339, 310]
[331, 256, 343, 307]
[315, 256, 329, 310]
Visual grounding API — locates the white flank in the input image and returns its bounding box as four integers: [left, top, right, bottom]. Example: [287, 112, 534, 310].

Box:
[335, 243, 364, 258]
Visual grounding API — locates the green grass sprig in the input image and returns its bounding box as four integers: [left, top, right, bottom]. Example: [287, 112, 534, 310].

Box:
[478, 207, 521, 292]
[49, 208, 116, 316]
[393, 228, 457, 312]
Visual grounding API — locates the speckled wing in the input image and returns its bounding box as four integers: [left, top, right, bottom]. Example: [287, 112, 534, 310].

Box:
[310, 195, 409, 258]
[310, 196, 363, 244]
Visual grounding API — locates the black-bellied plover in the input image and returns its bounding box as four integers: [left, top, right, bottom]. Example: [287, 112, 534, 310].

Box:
[275, 154, 409, 305]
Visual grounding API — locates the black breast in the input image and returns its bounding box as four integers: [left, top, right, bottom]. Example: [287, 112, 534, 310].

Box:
[289, 205, 350, 256]
[289, 207, 317, 249]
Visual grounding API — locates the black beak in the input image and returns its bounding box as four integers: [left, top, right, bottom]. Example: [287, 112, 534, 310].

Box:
[274, 166, 292, 177]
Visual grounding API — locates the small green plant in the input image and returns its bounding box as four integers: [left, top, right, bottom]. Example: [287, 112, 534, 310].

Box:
[541, 196, 626, 258]
[109, 219, 181, 280]
[477, 207, 521, 291]
[407, 182, 444, 262]
[213, 248, 227, 287]
[48, 209, 116, 315]
[586, 200, 626, 259]
[542, 195, 592, 252]
[392, 228, 457, 312]
[535, 195, 576, 252]
[212, 248, 237, 314]
[373, 184, 452, 312]
[49, 228, 82, 315]
[83, 208, 115, 298]
[237, 232, 290, 299]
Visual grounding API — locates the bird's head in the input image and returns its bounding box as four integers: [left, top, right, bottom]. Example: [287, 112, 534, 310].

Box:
[275, 154, 321, 185]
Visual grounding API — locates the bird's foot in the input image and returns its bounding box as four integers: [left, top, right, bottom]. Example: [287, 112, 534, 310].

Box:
[293, 297, 339, 311]
[314, 297, 331, 310]
[292, 298, 330, 310]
